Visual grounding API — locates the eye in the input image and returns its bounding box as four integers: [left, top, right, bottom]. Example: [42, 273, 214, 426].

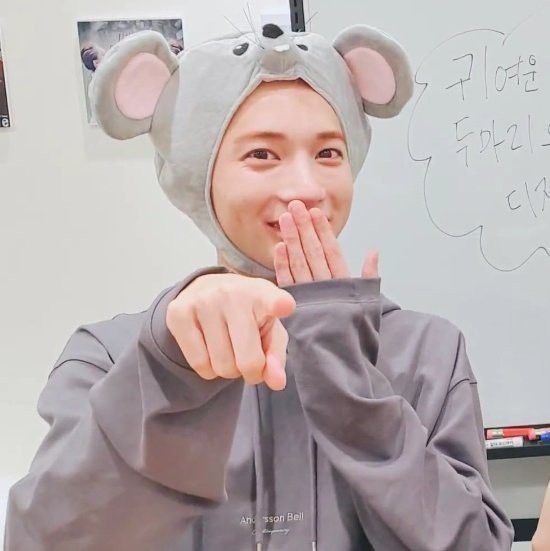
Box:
[233, 43, 250, 56]
[317, 148, 343, 159]
[247, 149, 277, 161]
[297, 44, 308, 51]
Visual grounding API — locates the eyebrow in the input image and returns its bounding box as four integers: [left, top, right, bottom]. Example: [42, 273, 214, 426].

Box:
[234, 130, 346, 144]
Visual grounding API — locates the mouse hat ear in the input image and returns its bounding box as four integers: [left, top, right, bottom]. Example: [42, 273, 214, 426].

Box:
[89, 31, 179, 140]
[333, 24, 413, 118]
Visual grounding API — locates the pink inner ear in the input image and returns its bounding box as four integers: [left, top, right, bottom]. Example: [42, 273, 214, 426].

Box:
[343, 47, 396, 105]
[115, 52, 171, 120]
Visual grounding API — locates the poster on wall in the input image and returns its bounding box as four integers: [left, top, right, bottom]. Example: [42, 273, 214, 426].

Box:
[77, 18, 184, 124]
[0, 29, 11, 128]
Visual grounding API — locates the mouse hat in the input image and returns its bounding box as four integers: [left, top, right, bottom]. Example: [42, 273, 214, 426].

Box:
[90, 22, 413, 278]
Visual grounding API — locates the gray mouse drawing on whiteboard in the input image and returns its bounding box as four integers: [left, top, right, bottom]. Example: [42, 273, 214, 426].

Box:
[408, 10, 550, 272]
[88, 22, 413, 278]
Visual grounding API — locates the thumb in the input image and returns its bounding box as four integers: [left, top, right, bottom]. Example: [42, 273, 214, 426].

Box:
[271, 290, 296, 319]
[255, 284, 296, 325]
[361, 250, 379, 279]
[261, 320, 288, 391]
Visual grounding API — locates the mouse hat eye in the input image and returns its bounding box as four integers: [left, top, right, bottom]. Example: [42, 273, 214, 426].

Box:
[333, 24, 413, 118]
[89, 31, 179, 139]
[233, 42, 249, 56]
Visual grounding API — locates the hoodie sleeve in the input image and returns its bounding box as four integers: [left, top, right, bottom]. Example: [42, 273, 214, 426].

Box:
[4, 266, 245, 551]
[282, 277, 514, 551]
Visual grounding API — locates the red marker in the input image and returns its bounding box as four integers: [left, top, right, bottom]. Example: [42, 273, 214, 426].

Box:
[486, 428, 533, 440]
[486, 427, 550, 440]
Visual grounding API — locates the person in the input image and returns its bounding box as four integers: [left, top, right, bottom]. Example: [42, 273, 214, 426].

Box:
[4, 23, 514, 550]
[533, 480, 550, 550]
[80, 42, 106, 72]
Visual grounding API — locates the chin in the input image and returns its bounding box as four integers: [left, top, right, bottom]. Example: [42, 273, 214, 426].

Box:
[258, 252, 275, 272]
[237, 242, 272, 272]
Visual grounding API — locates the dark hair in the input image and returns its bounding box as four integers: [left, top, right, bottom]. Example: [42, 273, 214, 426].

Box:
[169, 40, 183, 56]
[81, 46, 99, 72]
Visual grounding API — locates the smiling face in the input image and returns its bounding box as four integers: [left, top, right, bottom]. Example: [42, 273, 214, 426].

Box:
[211, 78, 354, 273]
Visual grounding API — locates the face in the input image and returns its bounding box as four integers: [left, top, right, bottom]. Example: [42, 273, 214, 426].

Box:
[211, 78, 353, 272]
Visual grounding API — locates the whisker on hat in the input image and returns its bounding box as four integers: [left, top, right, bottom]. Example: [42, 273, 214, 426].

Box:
[223, 16, 247, 39]
[305, 11, 319, 31]
[243, 3, 265, 49]
[223, 13, 261, 48]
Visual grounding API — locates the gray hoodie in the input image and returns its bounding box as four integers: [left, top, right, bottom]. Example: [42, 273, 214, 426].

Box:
[4, 265, 514, 550]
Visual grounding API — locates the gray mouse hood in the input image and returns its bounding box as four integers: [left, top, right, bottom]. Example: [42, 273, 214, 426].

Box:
[90, 22, 413, 278]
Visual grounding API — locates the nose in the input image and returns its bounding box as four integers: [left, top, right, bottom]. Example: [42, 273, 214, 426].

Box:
[259, 23, 299, 72]
[262, 24, 284, 39]
[277, 160, 327, 209]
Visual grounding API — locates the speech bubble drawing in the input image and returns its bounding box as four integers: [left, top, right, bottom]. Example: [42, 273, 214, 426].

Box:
[408, 11, 550, 271]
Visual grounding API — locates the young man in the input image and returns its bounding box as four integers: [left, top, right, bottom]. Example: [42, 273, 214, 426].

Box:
[5, 23, 513, 550]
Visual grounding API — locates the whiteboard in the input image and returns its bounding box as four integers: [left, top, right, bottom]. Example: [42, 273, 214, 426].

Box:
[310, 0, 550, 426]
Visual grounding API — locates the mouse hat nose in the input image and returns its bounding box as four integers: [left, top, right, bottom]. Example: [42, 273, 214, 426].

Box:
[262, 23, 284, 39]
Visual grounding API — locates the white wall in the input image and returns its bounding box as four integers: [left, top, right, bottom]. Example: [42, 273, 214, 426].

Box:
[0, 0, 546, 545]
